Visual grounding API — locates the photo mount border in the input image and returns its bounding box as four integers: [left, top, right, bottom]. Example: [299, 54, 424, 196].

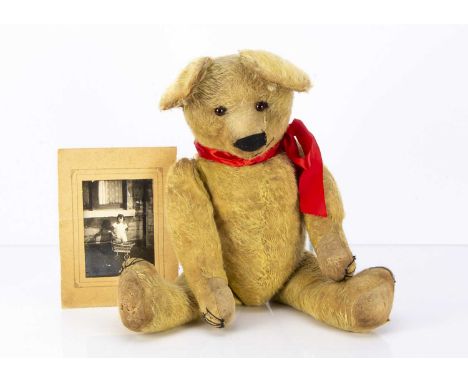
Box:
[58, 147, 177, 308]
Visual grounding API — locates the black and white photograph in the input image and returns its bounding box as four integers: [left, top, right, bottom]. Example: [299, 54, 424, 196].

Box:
[57, 147, 176, 308]
[82, 179, 155, 277]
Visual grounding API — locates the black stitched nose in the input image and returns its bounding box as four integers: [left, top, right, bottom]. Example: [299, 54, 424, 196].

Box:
[233, 132, 267, 152]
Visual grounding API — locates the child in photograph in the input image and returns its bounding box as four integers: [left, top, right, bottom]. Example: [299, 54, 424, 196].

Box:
[112, 214, 128, 243]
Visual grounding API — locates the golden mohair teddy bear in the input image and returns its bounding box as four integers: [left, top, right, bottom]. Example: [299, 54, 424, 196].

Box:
[118, 50, 395, 333]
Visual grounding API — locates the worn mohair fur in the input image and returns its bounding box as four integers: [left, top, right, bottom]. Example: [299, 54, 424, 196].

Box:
[118, 50, 395, 333]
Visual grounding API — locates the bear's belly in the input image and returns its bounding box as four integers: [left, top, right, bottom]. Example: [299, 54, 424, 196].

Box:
[197, 153, 304, 305]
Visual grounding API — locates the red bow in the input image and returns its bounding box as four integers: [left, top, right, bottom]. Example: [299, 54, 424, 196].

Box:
[194, 119, 327, 217]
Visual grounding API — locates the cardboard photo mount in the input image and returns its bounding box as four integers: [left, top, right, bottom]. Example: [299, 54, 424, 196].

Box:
[58, 147, 178, 308]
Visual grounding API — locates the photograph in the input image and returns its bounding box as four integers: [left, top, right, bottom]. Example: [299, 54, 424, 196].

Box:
[57, 147, 178, 308]
[82, 179, 155, 278]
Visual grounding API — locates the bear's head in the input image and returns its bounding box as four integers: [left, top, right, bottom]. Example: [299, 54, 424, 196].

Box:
[160, 50, 311, 159]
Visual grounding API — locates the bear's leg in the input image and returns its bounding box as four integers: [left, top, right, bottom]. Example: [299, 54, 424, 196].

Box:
[118, 259, 199, 333]
[275, 252, 395, 332]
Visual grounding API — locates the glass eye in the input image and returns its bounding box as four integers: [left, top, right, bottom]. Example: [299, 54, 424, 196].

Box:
[214, 106, 227, 116]
[255, 101, 269, 112]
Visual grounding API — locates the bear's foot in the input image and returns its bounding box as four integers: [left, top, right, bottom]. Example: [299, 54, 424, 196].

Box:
[345, 267, 395, 332]
[118, 259, 156, 332]
[118, 259, 199, 333]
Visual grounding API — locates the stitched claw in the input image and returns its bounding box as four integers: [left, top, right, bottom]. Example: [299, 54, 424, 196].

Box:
[203, 308, 225, 328]
[119, 258, 145, 274]
[344, 255, 356, 280]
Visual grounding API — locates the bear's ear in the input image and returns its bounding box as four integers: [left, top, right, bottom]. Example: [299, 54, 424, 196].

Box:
[159, 57, 213, 110]
[239, 50, 311, 92]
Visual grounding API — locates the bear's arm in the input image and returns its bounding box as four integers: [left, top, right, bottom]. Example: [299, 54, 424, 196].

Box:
[303, 166, 355, 281]
[166, 158, 235, 323]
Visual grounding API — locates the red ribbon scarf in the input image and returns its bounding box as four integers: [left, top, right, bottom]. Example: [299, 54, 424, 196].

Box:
[194, 119, 327, 217]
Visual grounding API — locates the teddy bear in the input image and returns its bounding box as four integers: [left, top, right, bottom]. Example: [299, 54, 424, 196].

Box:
[117, 50, 395, 333]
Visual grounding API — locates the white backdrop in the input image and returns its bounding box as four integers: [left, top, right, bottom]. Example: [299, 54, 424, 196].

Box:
[0, 24, 467, 246]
